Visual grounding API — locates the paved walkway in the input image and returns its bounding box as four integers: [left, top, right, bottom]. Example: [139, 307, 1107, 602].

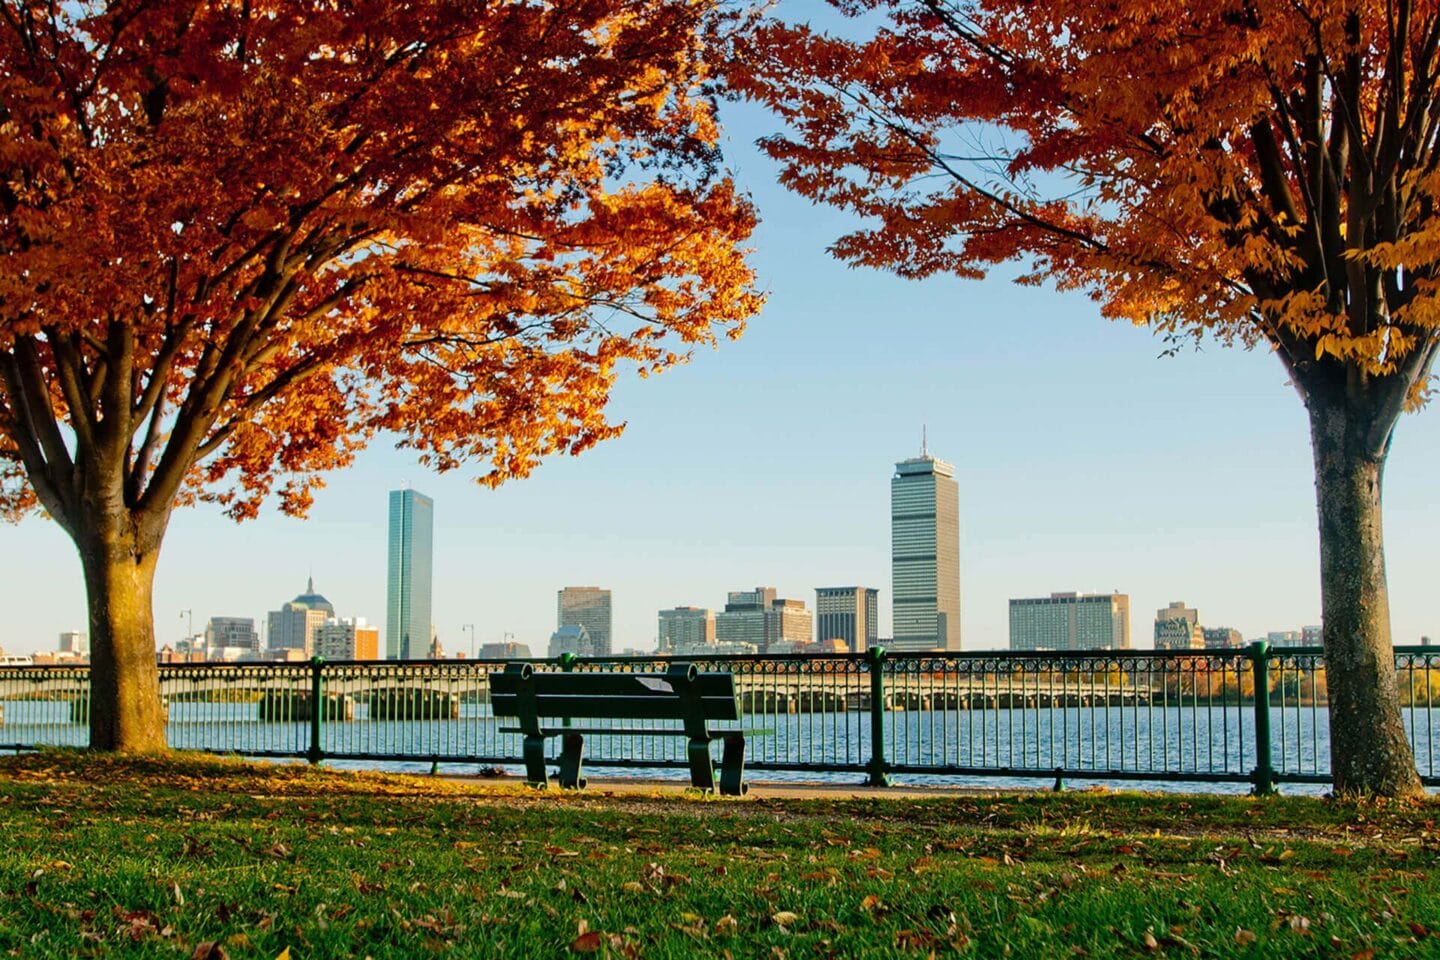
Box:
[442, 773, 1021, 800]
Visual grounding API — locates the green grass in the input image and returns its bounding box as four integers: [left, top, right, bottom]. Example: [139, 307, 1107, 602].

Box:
[0, 752, 1437, 958]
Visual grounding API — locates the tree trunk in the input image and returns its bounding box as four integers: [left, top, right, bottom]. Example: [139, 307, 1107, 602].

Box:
[79, 535, 169, 753]
[1307, 395, 1423, 798]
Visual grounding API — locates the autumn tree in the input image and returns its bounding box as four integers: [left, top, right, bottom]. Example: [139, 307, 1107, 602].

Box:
[732, 0, 1440, 795]
[0, 0, 760, 752]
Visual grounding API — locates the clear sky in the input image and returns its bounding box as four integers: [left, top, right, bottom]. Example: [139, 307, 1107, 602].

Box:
[2, 99, 1437, 657]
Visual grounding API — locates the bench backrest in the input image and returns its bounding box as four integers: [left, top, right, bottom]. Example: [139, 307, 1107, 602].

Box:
[489, 664, 740, 723]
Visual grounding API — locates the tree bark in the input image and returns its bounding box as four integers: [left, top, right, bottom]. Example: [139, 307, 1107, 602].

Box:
[1307, 393, 1424, 798]
[78, 534, 169, 753]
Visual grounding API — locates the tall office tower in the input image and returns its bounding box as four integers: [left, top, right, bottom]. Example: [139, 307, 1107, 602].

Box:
[1009, 592, 1131, 651]
[1154, 601, 1204, 650]
[557, 587, 613, 656]
[205, 617, 259, 656]
[891, 450, 961, 651]
[815, 587, 880, 651]
[658, 607, 716, 652]
[387, 488, 434, 660]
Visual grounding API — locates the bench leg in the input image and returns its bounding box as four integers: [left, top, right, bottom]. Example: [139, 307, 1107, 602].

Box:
[719, 734, 749, 797]
[558, 732, 587, 789]
[522, 735, 549, 789]
[686, 737, 716, 792]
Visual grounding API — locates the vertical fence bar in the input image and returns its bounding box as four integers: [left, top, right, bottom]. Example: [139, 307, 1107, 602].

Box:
[866, 646, 889, 786]
[307, 656, 324, 765]
[1249, 641, 1275, 795]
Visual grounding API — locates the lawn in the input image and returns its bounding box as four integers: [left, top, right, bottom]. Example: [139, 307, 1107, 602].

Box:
[0, 752, 1436, 958]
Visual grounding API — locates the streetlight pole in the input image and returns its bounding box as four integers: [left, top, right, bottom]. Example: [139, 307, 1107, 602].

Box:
[463, 624, 475, 660]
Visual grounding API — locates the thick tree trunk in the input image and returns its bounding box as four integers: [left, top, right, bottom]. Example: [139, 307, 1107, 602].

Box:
[1307, 397, 1423, 798]
[78, 536, 169, 753]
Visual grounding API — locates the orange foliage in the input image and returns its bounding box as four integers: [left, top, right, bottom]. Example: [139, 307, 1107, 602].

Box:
[732, 0, 1440, 412]
[1, 0, 761, 528]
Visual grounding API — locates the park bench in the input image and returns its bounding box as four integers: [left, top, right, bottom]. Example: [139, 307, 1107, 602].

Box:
[489, 662, 749, 796]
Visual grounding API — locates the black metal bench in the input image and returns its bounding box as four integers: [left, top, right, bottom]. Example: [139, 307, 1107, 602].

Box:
[488, 662, 749, 796]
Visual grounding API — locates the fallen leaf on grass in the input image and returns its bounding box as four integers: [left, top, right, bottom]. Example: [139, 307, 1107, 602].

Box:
[860, 895, 883, 914]
[1234, 928, 1257, 945]
[569, 931, 603, 953]
[772, 911, 799, 930]
[190, 943, 227, 960]
[715, 915, 738, 936]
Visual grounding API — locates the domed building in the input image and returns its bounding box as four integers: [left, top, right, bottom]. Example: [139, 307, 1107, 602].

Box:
[266, 577, 335, 657]
[290, 577, 335, 618]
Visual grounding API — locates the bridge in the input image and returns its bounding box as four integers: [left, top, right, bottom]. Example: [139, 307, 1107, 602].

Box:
[1, 666, 1154, 724]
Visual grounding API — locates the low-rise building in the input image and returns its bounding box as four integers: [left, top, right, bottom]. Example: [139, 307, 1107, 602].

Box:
[548, 624, 594, 658]
[657, 607, 715, 652]
[205, 617, 258, 655]
[1154, 601, 1203, 651]
[479, 641, 534, 660]
[1009, 592, 1131, 651]
[1202, 627, 1244, 649]
[314, 618, 380, 661]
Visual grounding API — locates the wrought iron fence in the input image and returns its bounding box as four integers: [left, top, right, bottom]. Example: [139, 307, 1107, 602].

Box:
[1, 643, 1436, 791]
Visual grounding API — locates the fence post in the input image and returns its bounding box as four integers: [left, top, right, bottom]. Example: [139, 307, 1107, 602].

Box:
[558, 652, 579, 730]
[307, 656, 325, 765]
[1248, 641, 1275, 795]
[866, 645, 890, 787]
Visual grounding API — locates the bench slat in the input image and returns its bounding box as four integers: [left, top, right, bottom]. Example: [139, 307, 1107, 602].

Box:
[498, 726, 743, 738]
[489, 672, 735, 700]
[491, 692, 739, 722]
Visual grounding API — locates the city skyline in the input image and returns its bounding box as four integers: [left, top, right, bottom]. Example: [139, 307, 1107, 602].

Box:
[2, 101, 1438, 655]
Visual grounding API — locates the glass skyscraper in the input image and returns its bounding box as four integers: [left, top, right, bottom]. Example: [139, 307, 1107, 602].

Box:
[386, 488, 434, 660]
[891, 452, 961, 651]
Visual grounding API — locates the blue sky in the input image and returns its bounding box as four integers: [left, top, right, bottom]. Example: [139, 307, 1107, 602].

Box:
[3, 99, 1437, 657]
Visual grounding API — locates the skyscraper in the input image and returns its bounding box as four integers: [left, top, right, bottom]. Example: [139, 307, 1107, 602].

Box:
[891, 450, 961, 651]
[557, 587, 612, 656]
[387, 488, 434, 660]
[815, 587, 879, 651]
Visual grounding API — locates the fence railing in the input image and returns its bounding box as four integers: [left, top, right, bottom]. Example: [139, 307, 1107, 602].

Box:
[1, 643, 1436, 791]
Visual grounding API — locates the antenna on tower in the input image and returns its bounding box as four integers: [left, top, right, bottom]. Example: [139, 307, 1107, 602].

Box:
[921, 424, 929, 458]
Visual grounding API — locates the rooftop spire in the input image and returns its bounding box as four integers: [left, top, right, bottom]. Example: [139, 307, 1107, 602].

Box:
[307, 575, 314, 593]
[921, 424, 929, 458]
